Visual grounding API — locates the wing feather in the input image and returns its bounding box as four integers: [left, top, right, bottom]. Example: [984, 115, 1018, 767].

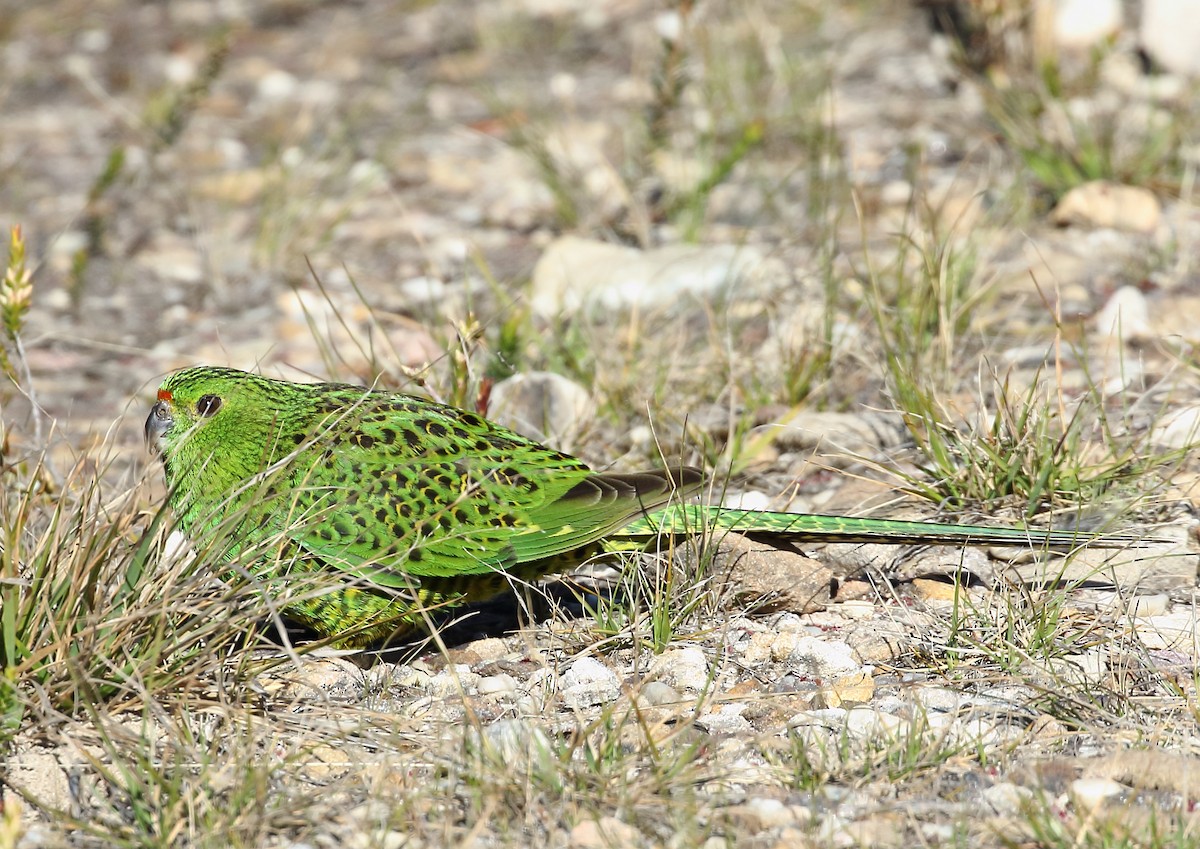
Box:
[265, 391, 701, 587]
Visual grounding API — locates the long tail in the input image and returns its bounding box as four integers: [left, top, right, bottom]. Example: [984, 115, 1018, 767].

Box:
[615, 504, 1153, 550]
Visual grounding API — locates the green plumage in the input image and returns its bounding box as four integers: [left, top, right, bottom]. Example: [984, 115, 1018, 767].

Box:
[146, 367, 1146, 648]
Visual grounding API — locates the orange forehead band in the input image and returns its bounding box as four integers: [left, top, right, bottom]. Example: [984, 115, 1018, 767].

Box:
[157, 389, 173, 402]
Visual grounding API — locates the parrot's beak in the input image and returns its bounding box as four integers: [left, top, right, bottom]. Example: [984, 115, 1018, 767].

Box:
[145, 399, 173, 453]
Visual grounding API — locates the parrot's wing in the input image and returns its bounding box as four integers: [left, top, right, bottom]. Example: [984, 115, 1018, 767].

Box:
[275, 415, 700, 589]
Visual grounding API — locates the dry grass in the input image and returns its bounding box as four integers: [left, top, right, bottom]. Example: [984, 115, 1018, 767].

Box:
[4, 2, 1200, 847]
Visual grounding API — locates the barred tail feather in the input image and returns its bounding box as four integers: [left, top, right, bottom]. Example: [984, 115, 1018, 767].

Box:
[617, 503, 1152, 550]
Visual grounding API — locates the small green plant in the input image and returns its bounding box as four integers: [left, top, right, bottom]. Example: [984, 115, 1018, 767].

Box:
[987, 77, 1183, 203]
[881, 367, 1174, 521]
[580, 527, 718, 655]
[943, 571, 1095, 675]
[860, 202, 1174, 519]
[862, 193, 987, 388]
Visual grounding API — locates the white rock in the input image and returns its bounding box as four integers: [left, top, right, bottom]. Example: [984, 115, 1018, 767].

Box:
[1054, 0, 1122, 50]
[788, 707, 847, 729]
[487, 371, 592, 452]
[136, 244, 205, 284]
[76, 28, 111, 53]
[562, 656, 616, 686]
[429, 665, 481, 697]
[161, 530, 197, 570]
[1141, 0, 1200, 76]
[836, 601, 877, 620]
[746, 410, 906, 464]
[1048, 649, 1109, 685]
[655, 9, 682, 41]
[482, 718, 554, 766]
[1009, 525, 1196, 591]
[561, 656, 620, 707]
[1134, 611, 1200, 652]
[258, 69, 299, 101]
[1069, 777, 1125, 811]
[530, 236, 780, 316]
[478, 674, 518, 696]
[638, 681, 681, 706]
[743, 797, 795, 830]
[1094, 285, 1151, 344]
[951, 716, 1018, 749]
[982, 782, 1035, 816]
[1127, 594, 1170, 618]
[920, 823, 957, 843]
[721, 490, 772, 511]
[461, 637, 510, 663]
[347, 158, 387, 188]
[298, 79, 340, 107]
[771, 613, 810, 633]
[843, 707, 907, 742]
[787, 637, 862, 679]
[1051, 182, 1161, 233]
[651, 647, 710, 692]
[696, 704, 754, 735]
[1150, 405, 1200, 449]
[569, 816, 640, 849]
[912, 687, 964, 713]
[4, 751, 71, 812]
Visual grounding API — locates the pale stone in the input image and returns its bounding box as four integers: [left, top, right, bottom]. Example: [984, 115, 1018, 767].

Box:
[843, 707, 907, 742]
[570, 816, 640, 848]
[482, 718, 554, 766]
[487, 371, 592, 453]
[1150, 406, 1200, 449]
[1048, 649, 1109, 685]
[983, 781, 1035, 816]
[745, 410, 907, 467]
[1133, 611, 1200, 652]
[638, 681, 681, 706]
[723, 797, 796, 831]
[5, 750, 72, 814]
[477, 674, 518, 696]
[1069, 777, 1125, 811]
[561, 656, 620, 707]
[815, 670, 875, 708]
[1094, 285, 1151, 344]
[1009, 525, 1196, 591]
[1054, 0, 1122, 50]
[530, 236, 780, 316]
[1051, 182, 1161, 233]
[650, 647, 710, 692]
[1142, 0, 1200, 76]
[696, 704, 754, 735]
[258, 68, 299, 101]
[706, 532, 838, 616]
[1126, 594, 1170, 618]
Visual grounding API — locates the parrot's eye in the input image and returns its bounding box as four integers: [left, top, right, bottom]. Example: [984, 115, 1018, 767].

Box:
[196, 394, 222, 417]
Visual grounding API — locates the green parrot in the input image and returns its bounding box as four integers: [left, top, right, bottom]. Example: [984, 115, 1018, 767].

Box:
[145, 366, 1148, 648]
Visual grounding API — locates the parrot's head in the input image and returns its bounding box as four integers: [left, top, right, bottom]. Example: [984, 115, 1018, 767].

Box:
[145, 367, 284, 459]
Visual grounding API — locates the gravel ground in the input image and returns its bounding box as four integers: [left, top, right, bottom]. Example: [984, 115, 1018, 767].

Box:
[5, 1, 1200, 846]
